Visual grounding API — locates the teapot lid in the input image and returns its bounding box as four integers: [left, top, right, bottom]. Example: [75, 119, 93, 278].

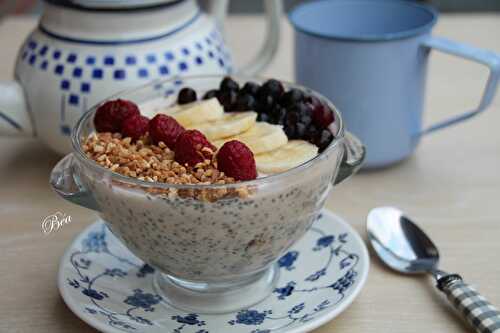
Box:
[44, 0, 184, 10]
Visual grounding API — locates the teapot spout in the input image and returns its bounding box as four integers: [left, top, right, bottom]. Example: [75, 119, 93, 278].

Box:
[0, 80, 33, 136]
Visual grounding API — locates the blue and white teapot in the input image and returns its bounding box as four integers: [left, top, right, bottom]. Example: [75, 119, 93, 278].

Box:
[0, 0, 282, 154]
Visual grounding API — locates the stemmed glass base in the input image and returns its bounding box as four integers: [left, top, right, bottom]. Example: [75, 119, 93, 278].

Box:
[153, 264, 280, 314]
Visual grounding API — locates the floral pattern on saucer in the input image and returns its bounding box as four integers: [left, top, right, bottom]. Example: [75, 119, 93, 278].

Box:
[58, 210, 369, 333]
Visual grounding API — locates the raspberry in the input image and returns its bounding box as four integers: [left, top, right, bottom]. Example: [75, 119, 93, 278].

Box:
[122, 115, 149, 141]
[216, 140, 257, 181]
[175, 130, 215, 166]
[94, 99, 140, 132]
[149, 114, 185, 148]
[312, 104, 335, 129]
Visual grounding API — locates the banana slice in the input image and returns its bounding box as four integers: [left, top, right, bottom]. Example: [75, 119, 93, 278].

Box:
[189, 112, 257, 140]
[255, 140, 318, 174]
[170, 98, 224, 127]
[213, 122, 288, 154]
[140, 99, 192, 118]
[139, 98, 176, 118]
[162, 104, 183, 114]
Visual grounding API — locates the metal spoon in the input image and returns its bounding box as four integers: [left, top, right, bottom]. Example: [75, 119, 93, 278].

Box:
[367, 207, 500, 333]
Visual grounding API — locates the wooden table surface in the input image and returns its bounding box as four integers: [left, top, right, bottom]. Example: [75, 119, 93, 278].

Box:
[1, 14, 499, 333]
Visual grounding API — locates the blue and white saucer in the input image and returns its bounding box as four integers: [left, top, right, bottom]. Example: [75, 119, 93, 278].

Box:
[58, 210, 369, 333]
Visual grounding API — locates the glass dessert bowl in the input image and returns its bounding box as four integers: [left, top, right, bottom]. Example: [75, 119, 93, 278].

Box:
[50, 75, 365, 314]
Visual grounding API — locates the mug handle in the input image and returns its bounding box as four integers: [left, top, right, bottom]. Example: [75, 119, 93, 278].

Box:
[207, 0, 283, 75]
[420, 36, 500, 135]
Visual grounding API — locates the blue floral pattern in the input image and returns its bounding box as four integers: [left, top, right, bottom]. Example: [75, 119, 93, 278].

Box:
[67, 224, 162, 331]
[136, 264, 155, 278]
[61, 211, 367, 333]
[124, 289, 161, 311]
[314, 235, 335, 250]
[277, 251, 299, 271]
[274, 281, 296, 300]
[228, 310, 272, 326]
[171, 313, 206, 332]
[288, 303, 305, 314]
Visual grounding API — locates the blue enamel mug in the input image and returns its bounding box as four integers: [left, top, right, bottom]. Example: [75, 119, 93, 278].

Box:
[290, 0, 500, 168]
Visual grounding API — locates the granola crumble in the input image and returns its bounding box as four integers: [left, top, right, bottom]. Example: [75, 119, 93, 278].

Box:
[82, 132, 250, 201]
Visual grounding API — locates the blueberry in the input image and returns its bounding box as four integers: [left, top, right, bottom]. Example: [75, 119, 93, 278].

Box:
[220, 76, 239, 92]
[284, 124, 296, 139]
[257, 113, 271, 122]
[305, 94, 322, 107]
[285, 111, 299, 127]
[303, 102, 315, 115]
[300, 114, 312, 127]
[288, 103, 311, 117]
[268, 117, 278, 125]
[203, 89, 218, 100]
[260, 79, 285, 99]
[241, 82, 260, 96]
[305, 125, 320, 142]
[279, 88, 305, 107]
[217, 89, 237, 111]
[316, 129, 334, 152]
[296, 123, 307, 138]
[178, 87, 197, 104]
[257, 94, 275, 114]
[271, 106, 287, 125]
[233, 93, 257, 111]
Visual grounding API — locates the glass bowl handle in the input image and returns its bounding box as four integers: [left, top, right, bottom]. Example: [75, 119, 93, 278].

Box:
[334, 131, 365, 185]
[50, 154, 101, 212]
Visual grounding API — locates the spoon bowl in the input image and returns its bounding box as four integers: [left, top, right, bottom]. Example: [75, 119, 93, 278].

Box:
[367, 207, 440, 274]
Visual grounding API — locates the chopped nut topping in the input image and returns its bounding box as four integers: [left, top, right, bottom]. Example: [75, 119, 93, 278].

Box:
[82, 132, 251, 201]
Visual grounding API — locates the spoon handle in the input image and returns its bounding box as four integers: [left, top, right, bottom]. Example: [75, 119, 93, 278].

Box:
[437, 274, 500, 333]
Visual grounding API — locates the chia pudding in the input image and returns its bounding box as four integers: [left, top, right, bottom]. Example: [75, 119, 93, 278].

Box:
[81, 150, 340, 281]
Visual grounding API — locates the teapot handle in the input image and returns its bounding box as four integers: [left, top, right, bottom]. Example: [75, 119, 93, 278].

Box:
[0, 80, 33, 137]
[207, 0, 283, 75]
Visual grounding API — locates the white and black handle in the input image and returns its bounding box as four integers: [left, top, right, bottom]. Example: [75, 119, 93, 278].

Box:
[438, 274, 500, 333]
